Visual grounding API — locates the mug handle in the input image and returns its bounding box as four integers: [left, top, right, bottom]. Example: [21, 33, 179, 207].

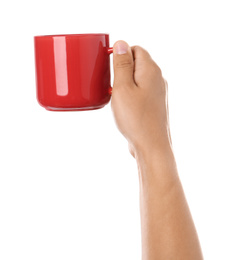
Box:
[107, 47, 113, 94]
[107, 47, 113, 54]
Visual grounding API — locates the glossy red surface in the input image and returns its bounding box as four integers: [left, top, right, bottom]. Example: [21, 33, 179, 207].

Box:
[34, 34, 113, 111]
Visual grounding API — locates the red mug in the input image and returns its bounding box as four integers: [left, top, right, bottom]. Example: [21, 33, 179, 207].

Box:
[34, 34, 113, 111]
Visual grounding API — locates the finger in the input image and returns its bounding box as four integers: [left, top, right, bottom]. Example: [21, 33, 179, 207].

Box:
[131, 45, 152, 62]
[131, 45, 163, 87]
[113, 41, 135, 86]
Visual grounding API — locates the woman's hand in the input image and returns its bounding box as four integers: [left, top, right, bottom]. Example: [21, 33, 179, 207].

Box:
[111, 41, 171, 157]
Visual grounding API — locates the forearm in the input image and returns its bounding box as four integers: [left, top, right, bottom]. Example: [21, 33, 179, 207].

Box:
[135, 143, 203, 260]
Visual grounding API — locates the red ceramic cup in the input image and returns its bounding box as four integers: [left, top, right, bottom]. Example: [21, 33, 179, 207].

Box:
[34, 34, 113, 111]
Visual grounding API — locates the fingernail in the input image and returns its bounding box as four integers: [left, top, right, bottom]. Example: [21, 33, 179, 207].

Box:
[114, 41, 128, 54]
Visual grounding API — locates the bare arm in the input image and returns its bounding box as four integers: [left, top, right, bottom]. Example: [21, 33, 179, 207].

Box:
[111, 41, 203, 260]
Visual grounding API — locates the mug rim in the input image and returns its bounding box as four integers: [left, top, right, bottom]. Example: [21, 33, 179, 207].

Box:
[34, 33, 109, 38]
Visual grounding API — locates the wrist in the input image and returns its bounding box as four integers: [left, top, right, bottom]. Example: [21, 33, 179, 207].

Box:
[133, 136, 174, 162]
[132, 139, 178, 181]
[130, 124, 173, 159]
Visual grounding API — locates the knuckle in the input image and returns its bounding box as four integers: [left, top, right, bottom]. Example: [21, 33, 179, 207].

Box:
[115, 59, 133, 69]
[147, 61, 163, 76]
[164, 78, 168, 89]
[153, 61, 162, 74]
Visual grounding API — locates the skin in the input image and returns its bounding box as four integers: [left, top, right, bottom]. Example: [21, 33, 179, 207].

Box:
[111, 41, 203, 260]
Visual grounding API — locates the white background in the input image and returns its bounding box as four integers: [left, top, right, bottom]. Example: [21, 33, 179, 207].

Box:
[0, 0, 240, 259]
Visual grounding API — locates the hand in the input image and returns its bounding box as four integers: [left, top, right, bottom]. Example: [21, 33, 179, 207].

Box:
[111, 41, 171, 157]
[111, 41, 203, 260]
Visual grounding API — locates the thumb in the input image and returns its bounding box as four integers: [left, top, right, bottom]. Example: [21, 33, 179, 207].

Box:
[113, 41, 134, 86]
